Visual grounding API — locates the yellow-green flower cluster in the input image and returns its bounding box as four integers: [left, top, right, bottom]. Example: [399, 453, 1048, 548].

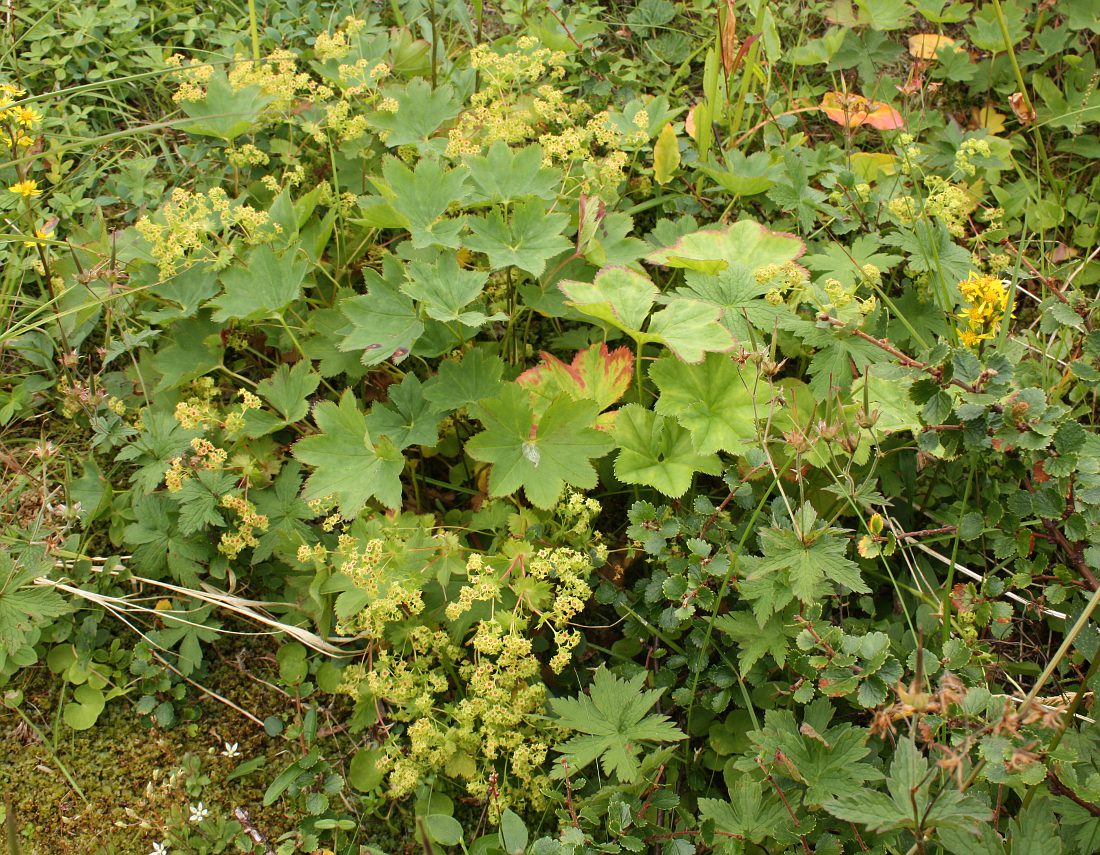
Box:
[957, 272, 1011, 347]
[332, 542, 596, 820]
[955, 137, 992, 177]
[923, 176, 974, 238]
[218, 495, 269, 559]
[135, 187, 273, 277]
[445, 39, 637, 195]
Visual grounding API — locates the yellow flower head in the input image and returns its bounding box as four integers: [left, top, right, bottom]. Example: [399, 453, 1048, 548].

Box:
[11, 106, 41, 127]
[8, 179, 41, 198]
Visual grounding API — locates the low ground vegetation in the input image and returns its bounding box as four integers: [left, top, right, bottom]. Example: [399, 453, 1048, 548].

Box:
[2, 0, 1100, 853]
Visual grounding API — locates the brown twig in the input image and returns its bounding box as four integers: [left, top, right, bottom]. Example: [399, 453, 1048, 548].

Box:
[233, 807, 277, 854]
[1046, 768, 1100, 817]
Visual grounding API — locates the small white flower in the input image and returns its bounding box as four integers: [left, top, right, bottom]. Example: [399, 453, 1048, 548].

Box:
[150, 843, 169, 855]
[221, 741, 240, 758]
[188, 802, 209, 823]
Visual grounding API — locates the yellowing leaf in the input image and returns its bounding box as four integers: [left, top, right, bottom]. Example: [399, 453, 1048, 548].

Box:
[974, 104, 1006, 135]
[653, 122, 681, 185]
[849, 152, 898, 181]
[907, 33, 956, 60]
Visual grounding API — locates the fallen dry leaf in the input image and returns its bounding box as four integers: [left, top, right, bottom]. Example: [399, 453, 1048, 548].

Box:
[907, 33, 956, 60]
[820, 91, 904, 130]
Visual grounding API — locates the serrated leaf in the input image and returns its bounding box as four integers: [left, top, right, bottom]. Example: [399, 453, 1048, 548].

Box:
[697, 778, 800, 846]
[560, 266, 657, 334]
[612, 404, 722, 498]
[714, 609, 799, 670]
[650, 353, 769, 453]
[550, 666, 686, 783]
[247, 361, 322, 436]
[825, 740, 991, 833]
[339, 258, 425, 365]
[369, 78, 460, 149]
[179, 72, 272, 140]
[747, 524, 869, 607]
[466, 385, 614, 508]
[377, 156, 469, 249]
[648, 219, 804, 275]
[464, 142, 560, 204]
[516, 344, 633, 424]
[402, 254, 500, 326]
[464, 199, 572, 277]
[647, 299, 736, 362]
[207, 245, 308, 323]
[422, 347, 506, 411]
[0, 551, 69, 656]
[365, 374, 444, 449]
[293, 390, 405, 516]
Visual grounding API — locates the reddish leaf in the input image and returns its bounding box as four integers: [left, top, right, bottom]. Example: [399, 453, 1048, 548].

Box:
[517, 344, 634, 428]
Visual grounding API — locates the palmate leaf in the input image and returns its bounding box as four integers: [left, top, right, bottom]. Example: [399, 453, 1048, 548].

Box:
[464, 199, 572, 277]
[463, 142, 560, 204]
[376, 156, 469, 249]
[646, 299, 735, 363]
[246, 360, 322, 437]
[422, 347, 505, 412]
[698, 778, 801, 850]
[647, 219, 804, 275]
[803, 234, 903, 287]
[560, 266, 657, 334]
[742, 522, 869, 613]
[516, 343, 633, 425]
[650, 353, 771, 454]
[659, 220, 805, 341]
[207, 245, 308, 322]
[401, 254, 503, 327]
[466, 384, 614, 509]
[0, 550, 69, 657]
[365, 374, 444, 450]
[339, 256, 425, 365]
[713, 608, 800, 671]
[179, 72, 272, 141]
[368, 78, 459, 150]
[293, 390, 405, 517]
[550, 666, 686, 783]
[745, 699, 882, 806]
[612, 404, 722, 498]
[825, 740, 991, 834]
[251, 461, 314, 563]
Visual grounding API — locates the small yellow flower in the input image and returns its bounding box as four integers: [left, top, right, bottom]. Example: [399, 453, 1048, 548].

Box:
[8, 179, 41, 198]
[11, 106, 41, 127]
[23, 225, 54, 247]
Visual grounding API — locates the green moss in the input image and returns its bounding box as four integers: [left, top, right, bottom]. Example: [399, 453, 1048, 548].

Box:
[0, 667, 293, 855]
